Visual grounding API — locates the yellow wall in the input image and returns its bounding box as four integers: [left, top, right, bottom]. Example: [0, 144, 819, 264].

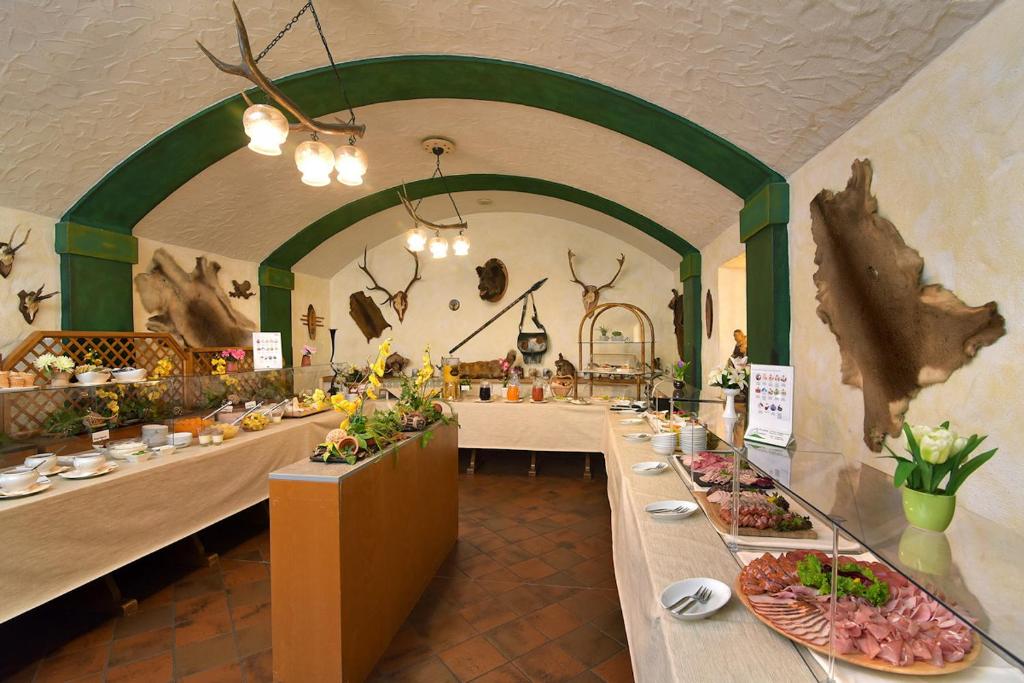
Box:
[785, 1, 1022, 529]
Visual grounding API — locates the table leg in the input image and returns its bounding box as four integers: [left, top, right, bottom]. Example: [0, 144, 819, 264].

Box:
[103, 574, 137, 617]
[584, 453, 592, 481]
[189, 533, 219, 568]
[529, 451, 537, 478]
[467, 449, 477, 475]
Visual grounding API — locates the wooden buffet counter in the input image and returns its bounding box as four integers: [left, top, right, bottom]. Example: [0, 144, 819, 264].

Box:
[268, 423, 459, 683]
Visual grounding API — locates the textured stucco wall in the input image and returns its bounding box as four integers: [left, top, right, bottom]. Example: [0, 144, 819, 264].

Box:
[786, 1, 1023, 530]
[0, 207, 61, 360]
[329, 212, 677, 381]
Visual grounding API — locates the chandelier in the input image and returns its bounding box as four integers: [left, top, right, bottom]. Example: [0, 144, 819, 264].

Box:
[197, 1, 368, 187]
[402, 138, 469, 259]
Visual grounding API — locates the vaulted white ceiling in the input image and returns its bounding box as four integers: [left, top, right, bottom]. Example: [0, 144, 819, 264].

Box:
[0, 0, 999, 266]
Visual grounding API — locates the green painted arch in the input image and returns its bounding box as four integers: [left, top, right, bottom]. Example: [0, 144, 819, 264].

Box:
[264, 174, 695, 271]
[62, 54, 784, 233]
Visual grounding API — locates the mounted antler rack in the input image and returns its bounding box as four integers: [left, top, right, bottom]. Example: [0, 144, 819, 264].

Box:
[357, 246, 421, 323]
[197, 1, 364, 139]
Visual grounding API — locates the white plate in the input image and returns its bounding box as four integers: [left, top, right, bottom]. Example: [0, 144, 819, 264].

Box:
[619, 418, 643, 425]
[660, 577, 731, 621]
[38, 465, 71, 477]
[504, 398, 523, 403]
[632, 461, 668, 475]
[623, 433, 651, 442]
[529, 400, 547, 404]
[474, 398, 495, 403]
[569, 399, 591, 405]
[644, 500, 699, 519]
[0, 476, 51, 498]
[59, 462, 119, 479]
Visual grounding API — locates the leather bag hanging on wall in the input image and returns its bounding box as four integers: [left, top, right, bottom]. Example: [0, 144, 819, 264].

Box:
[517, 293, 548, 364]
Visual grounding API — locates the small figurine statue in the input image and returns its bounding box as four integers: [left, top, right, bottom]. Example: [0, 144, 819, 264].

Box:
[731, 329, 748, 359]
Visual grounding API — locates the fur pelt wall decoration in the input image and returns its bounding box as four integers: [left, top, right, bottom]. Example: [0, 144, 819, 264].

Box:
[810, 159, 1005, 451]
[135, 248, 256, 347]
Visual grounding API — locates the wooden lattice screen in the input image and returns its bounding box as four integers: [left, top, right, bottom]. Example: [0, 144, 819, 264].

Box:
[1, 331, 190, 440]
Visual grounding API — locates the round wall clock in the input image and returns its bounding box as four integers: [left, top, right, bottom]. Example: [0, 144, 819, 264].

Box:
[449, 299, 460, 311]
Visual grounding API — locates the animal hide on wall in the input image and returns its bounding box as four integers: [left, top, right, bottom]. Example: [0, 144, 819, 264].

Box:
[810, 159, 1006, 451]
[135, 248, 256, 347]
[349, 291, 391, 342]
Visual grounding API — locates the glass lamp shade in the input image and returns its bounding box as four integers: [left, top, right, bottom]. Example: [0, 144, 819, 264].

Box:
[335, 144, 368, 186]
[406, 227, 427, 252]
[242, 104, 288, 156]
[452, 232, 470, 256]
[294, 140, 335, 187]
[428, 235, 449, 259]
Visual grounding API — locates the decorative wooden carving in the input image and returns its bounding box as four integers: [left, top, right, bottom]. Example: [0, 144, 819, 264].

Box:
[301, 304, 324, 339]
[568, 250, 625, 314]
[348, 292, 391, 342]
[358, 247, 420, 323]
[17, 285, 58, 324]
[704, 291, 714, 340]
[668, 289, 685, 360]
[810, 159, 1006, 451]
[229, 279, 255, 299]
[135, 248, 256, 347]
[0, 226, 30, 279]
[475, 258, 508, 302]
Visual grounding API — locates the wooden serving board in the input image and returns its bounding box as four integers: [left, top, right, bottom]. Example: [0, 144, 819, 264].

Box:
[735, 582, 981, 676]
[283, 405, 331, 419]
[694, 491, 817, 539]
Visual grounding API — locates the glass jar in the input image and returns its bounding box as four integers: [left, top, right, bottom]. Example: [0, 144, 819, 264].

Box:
[479, 381, 492, 402]
[531, 380, 545, 403]
[442, 356, 461, 401]
[506, 375, 520, 402]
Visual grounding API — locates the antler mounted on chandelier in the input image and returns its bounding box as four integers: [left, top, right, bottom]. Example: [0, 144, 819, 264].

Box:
[197, 1, 369, 186]
[402, 138, 470, 259]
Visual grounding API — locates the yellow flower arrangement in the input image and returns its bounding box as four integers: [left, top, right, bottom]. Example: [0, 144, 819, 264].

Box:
[365, 338, 391, 400]
[211, 357, 227, 376]
[95, 388, 120, 417]
[150, 357, 174, 380]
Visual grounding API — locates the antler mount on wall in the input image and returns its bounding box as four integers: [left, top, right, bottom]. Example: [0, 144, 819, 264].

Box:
[568, 250, 626, 314]
[358, 247, 421, 323]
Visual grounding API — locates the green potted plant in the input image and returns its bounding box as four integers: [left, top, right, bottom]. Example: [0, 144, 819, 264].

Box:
[610, 330, 623, 341]
[598, 326, 609, 341]
[671, 359, 691, 400]
[883, 422, 997, 532]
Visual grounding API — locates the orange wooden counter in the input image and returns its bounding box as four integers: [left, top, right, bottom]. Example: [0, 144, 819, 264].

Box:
[267, 423, 458, 682]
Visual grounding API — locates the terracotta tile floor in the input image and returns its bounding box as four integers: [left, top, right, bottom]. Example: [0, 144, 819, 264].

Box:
[1, 451, 633, 682]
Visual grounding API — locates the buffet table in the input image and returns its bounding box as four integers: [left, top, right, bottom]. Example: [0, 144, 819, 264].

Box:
[0, 412, 338, 622]
[602, 415, 814, 681]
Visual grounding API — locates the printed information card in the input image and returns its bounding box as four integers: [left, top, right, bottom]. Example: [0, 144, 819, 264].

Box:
[252, 332, 284, 370]
[744, 364, 794, 447]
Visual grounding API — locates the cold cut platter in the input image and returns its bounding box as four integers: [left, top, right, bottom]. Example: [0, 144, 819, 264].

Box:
[694, 489, 817, 539]
[737, 550, 980, 675]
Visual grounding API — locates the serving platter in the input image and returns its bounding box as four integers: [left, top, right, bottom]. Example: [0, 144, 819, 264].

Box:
[694, 491, 817, 540]
[735, 580, 981, 676]
[282, 405, 331, 418]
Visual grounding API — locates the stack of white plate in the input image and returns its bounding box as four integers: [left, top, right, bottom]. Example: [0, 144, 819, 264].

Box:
[677, 423, 707, 454]
[651, 432, 678, 455]
[141, 424, 169, 447]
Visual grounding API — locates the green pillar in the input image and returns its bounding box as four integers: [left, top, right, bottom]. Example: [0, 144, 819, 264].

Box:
[259, 265, 295, 367]
[680, 252, 702, 388]
[55, 222, 138, 331]
[740, 182, 790, 365]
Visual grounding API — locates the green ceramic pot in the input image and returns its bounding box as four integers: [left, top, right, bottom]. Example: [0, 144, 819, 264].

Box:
[901, 486, 956, 532]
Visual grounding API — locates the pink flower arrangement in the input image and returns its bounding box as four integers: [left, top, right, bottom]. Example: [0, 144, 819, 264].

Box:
[220, 348, 246, 361]
[499, 358, 512, 375]
[302, 345, 316, 357]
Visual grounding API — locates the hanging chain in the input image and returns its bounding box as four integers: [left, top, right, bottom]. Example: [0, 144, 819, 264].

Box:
[255, 2, 311, 63]
[436, 155, 465, 224]
[254, 1, 359, 126]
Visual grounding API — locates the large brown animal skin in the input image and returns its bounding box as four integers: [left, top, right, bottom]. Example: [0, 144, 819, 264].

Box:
[810, 159, 1005, 451]
[135, 248, 256, 347]
[460, 350, 517, 380]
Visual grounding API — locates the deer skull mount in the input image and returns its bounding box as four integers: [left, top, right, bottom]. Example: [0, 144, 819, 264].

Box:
[17, 284, 58, 324]
[567, 250, 625, 314]
[0, 227, 31, 279]
[358, 247, 421, 323]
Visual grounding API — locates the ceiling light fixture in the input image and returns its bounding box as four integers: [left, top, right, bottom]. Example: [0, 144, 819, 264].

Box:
[402, 137, 469, 258]
[198, 2, 368, 185]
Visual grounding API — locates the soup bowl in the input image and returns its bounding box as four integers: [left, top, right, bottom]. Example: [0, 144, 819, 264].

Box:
[73, 453, 106, 474]
[1, 467, 38, 494]
[24, 453, 57, 472]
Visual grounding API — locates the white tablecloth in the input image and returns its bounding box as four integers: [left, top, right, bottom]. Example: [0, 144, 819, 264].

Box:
[0, 413, 338, 622]
[451, 399, 608, 452]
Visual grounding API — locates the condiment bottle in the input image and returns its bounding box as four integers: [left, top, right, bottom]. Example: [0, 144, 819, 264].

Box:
[479, 381, 491, 402]
[531, 380, 545, 402]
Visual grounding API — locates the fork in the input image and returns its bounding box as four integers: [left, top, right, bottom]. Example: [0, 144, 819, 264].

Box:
[672, 585, 713, 614]
[649, 505, 686, 515]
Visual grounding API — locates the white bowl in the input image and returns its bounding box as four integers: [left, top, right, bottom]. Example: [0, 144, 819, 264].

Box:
[24, 453, 57, 472]
[660, 578, 731, 621]
[170, 432, 193, 447]
[1, 467, 38, 493]
[651, 443, 676, 456]
[73, 453, 106, 474]
[152, 445, 175, 457]
[76, 371, 110, 385]
[112, 368, 147, 382]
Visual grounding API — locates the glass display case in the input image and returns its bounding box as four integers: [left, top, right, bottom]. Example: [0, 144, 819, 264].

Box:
[664, 402, 1024, 679]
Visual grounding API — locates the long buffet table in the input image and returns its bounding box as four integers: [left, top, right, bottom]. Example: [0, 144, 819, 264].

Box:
[0, 412, 339, 622]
